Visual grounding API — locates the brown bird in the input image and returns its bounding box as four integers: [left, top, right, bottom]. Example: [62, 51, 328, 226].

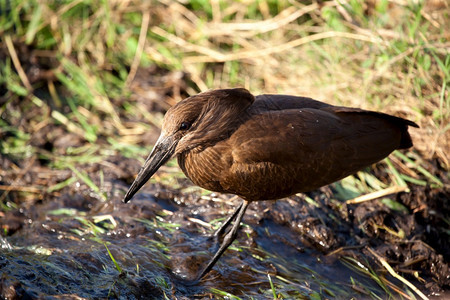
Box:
[123, 88, 418, 280]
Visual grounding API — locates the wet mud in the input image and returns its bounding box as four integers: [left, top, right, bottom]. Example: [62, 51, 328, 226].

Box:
[1, 66, 449, 299]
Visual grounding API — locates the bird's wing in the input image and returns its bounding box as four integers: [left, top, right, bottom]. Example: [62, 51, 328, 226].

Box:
[254, 94, 333, 111]
[233, 107, 403, 165]
[222, 106, 408, 198]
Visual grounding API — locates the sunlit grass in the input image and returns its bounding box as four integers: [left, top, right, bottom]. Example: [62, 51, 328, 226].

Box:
[133, 216, 181, 234]
[341, 256, 393, 297]
[209, 288, 243, 300]
[105, 243, 123, 273]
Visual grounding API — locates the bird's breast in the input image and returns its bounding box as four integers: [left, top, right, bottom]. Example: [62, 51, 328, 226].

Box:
[177, 144, 232, 193]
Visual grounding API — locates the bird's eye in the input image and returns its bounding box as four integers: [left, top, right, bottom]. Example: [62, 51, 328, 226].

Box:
[179, 122, 191, 131]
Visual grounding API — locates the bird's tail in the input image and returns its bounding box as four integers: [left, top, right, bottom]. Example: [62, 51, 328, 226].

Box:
[399, 128, 414, 149]
[389, 116, 418, 149]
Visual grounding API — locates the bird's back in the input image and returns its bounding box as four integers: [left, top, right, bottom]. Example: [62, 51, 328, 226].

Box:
[254, 94, 416, 149]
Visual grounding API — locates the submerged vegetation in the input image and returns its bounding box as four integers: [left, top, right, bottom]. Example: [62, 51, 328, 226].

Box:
[0, 0, 449, 298]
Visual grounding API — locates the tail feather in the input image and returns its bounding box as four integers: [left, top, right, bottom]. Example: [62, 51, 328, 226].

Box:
[399, 127, 414, 149]
[329, 106, 419, 150]
[374, 113, 418, 149]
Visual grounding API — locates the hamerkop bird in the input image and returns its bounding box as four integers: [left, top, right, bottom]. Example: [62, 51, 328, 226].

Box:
[123, 88, 418, 280]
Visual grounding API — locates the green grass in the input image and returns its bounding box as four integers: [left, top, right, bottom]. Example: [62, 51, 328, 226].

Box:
[209, 288, 243, 300]
[105, 243, 123, 273]
[341, 256, 393, 297]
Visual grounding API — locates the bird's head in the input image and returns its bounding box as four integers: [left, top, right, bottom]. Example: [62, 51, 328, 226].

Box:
[123, 88, 254, 202]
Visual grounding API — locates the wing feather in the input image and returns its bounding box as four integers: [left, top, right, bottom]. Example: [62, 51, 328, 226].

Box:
[221, 107, 406, 199]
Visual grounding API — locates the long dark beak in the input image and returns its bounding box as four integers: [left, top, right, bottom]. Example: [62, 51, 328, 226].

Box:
[123, 134, 176, 203]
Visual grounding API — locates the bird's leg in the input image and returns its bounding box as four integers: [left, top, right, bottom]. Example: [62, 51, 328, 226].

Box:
[197, 200, 250, 280]
[213, 200, 244, 238]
